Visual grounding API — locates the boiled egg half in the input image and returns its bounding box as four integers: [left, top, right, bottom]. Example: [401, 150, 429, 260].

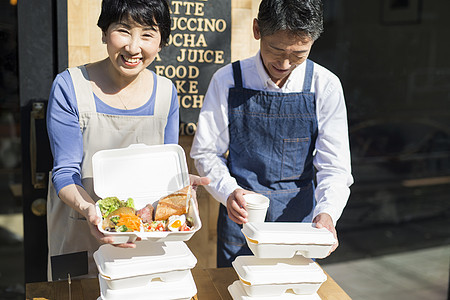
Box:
[167, 214, 186, 231]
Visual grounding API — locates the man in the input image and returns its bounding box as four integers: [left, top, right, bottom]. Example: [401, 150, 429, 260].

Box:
[191, 0, 353, 267]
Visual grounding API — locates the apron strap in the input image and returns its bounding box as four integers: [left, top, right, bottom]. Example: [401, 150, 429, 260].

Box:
[68, 66, 96, 113]
[232, 61, 243, 88]
[153, 75, 172, 125]
[302, 59, 314, 93]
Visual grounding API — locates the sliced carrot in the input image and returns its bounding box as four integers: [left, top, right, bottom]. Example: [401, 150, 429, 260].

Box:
[116, 213, 142, 232]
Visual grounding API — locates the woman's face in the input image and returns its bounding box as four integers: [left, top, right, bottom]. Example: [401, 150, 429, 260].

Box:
[253, 19, 314, 87]
[103, 19, 161, 78]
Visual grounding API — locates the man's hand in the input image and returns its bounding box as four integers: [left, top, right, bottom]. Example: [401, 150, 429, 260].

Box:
[189, 174, 211, 209]
[189, 174, 211, 190]
[313, 213, 339, 255]
[226, 188, 255, 224]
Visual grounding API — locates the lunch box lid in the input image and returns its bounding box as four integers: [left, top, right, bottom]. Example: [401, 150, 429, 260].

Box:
[92, 144, 189, 203]
[228, 280, 322, 300]
[242, 222, 336, 245]
[232, 255, 326, 286]
[94, 241, 197, 280]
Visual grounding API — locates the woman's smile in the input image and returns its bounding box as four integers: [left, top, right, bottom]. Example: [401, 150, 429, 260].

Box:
[121, 55, 142, 67]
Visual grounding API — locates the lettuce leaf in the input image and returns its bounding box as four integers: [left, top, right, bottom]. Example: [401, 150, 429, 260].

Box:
[98, 196, 136, 217]
[126, 198, 135, 209]
[98, 196, 122, 217]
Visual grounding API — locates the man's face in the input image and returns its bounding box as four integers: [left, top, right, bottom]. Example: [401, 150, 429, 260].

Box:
[253, 19, 314, 87]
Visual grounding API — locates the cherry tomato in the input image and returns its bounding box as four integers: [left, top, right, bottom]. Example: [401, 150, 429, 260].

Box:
[180, 223, 192, 231]
[156, 223, 165, 231]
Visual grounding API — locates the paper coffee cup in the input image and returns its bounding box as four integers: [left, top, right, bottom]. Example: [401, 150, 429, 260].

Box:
[243, 194, 270, 223]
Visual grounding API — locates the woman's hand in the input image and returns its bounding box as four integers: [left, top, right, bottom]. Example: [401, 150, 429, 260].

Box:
[226, 188, 255, 224]
[84, 202, 138, 248]
[84, 203, 115, 245]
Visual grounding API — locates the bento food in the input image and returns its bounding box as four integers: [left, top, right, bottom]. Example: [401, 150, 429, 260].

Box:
[98, 196, 135, 217]
[97, 186, 194, 233]
[137, 203, 154, 223]
[155, 185, 190, 220]
[102, 206, 140, 232]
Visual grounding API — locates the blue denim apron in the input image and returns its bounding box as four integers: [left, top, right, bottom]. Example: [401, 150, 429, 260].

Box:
[217, 60, 318, 267]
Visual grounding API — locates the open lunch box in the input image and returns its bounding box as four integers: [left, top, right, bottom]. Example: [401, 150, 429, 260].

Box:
[242, 222, 336, 259]
[92, 144, 201, 244]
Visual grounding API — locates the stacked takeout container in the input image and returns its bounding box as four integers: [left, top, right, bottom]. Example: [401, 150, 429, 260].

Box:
[94, 242, 197, 300]
[91, 144, 201, 300]
[228, 222, 337, 300]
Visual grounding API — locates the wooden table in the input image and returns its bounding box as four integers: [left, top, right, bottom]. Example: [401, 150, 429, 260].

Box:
[26, 267, 351, 300]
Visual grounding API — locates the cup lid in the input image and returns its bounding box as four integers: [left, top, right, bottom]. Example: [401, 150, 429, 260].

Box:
[244, 194, 270, 208]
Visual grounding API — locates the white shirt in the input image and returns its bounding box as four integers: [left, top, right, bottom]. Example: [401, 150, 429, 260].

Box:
[191, 52, 354, 224]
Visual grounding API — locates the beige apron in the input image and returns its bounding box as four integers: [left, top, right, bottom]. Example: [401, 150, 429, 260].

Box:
[47, 66, 173, 280]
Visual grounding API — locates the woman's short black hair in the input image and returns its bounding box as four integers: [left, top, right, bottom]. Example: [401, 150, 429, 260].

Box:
[97, 0, 171, 48]
[257, 0, 323, 41]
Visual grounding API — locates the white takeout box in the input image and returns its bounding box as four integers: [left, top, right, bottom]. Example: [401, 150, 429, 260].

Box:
[94, 241, 197, 290]
[228, 280, 322, 300]
[232, 255, 326, 297]
[242, 222, 336, 259]
[92, 144, 201, 244]
[98, 270, 197, 300]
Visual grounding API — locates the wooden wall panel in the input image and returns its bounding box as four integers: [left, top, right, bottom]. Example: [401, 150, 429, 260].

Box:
[68, 0, 104, 67]
[231, 0, 260, 61]
[67, 0, 261, 268]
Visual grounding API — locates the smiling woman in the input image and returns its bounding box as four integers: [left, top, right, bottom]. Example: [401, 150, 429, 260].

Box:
[89, 17, 163, 110]
[45, 0, 182, 280]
